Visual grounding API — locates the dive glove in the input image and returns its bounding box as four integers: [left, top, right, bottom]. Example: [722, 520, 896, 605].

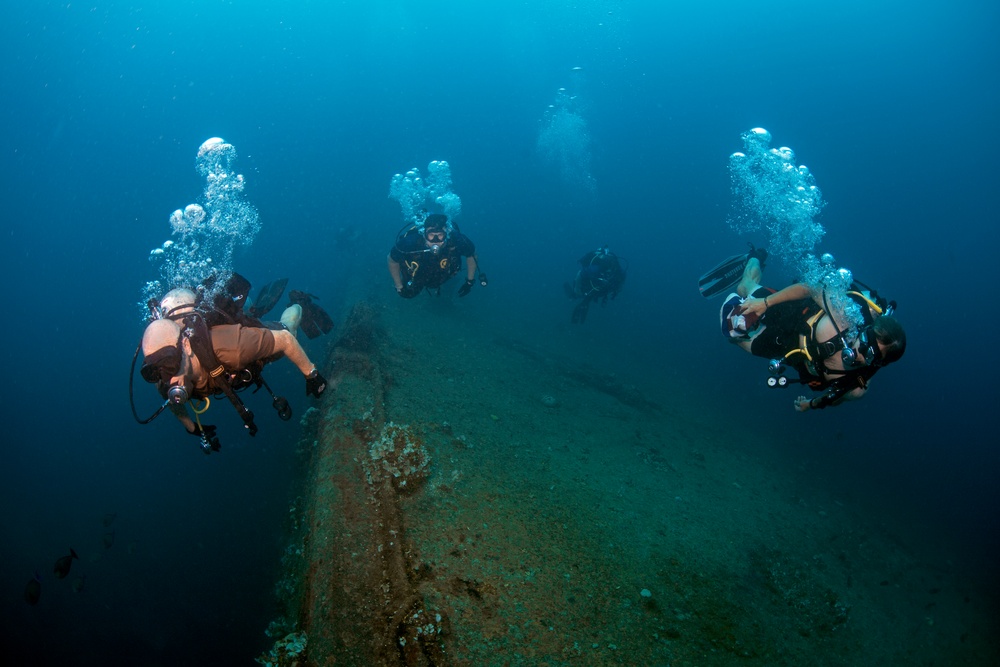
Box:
[190, 424, 221, 454]
[458, 278, 475, 297]
[306, 369, 328, 398]
[398, 283, 419, 299]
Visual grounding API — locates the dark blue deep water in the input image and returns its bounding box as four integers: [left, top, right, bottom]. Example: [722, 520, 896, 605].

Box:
[2, 1, 997, 664]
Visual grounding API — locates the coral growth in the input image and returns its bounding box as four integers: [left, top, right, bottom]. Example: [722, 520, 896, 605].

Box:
[368, 421, 431, 490]
[255, 631, 306, 667]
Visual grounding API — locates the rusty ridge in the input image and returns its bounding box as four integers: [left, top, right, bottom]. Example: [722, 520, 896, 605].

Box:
[294, 301, 451, 666]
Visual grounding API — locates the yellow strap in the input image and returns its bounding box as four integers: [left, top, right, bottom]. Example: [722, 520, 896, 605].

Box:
[786, 309, 825, 363]
[847, 291, 883, 315]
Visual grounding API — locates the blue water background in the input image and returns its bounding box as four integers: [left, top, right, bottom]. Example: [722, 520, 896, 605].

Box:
[2, 1, 997, 662]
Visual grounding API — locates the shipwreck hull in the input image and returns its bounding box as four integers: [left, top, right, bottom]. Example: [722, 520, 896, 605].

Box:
[261, 300, 992, 667]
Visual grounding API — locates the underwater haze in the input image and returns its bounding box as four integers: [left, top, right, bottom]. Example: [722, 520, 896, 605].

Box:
[1, 1, 998, 664]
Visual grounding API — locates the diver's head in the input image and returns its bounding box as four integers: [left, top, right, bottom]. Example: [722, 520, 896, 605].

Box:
[158, 288, 197, 320]
[423, 213, 449, 231]
[869, 315, 906, 365]
[422, 213, 450, 250]
[140, 318, 193, 403]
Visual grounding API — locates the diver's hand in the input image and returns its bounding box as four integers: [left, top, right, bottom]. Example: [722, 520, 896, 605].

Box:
[306, 369, 328, 398]
[738, 297, 764, 317]
[398, 284, 419, 299]
[793, 396, 812, 412]
[190, 424, 221, 453]
[458, 278, 475, 297]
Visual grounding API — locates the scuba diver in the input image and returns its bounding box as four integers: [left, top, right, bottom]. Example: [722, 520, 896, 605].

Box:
[702, 247, 906, 412]
[564, 246, 627, 324]
[387, 213, 486, 299]
[130, 273, 332, 453]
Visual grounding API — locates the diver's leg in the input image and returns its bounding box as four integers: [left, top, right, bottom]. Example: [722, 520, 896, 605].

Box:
[280, 304, 303, 337]
[737, 257, 763, 298]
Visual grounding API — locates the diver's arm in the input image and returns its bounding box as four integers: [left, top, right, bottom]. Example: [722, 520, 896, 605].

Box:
[271, 329, 318, 376]
[387, 254, 404, 292]
[741, 282, 811, 316]
[794, 384, 867, 412]
[466, 255, 478, 281]
[779, 283, 812, 305]
[168, 402, 198, 433]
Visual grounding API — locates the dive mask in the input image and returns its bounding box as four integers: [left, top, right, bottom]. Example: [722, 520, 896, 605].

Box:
[425, 230, 445, 253]
[140, 345, 182, 384]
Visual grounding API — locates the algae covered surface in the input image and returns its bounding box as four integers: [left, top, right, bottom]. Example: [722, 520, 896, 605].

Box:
[265, 298, 994, 666]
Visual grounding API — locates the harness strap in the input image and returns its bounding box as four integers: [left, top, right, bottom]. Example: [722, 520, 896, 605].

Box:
[785, 309, 824, 381]
[788, 306, 860, 386]
[181, 313, 259, 436]
[799, 309, 825, 357]
[810, 289, 883, 376]
[771, 287, 892, 395]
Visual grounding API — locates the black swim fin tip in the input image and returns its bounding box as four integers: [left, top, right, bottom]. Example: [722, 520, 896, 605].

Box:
[698, 252, 749, 298]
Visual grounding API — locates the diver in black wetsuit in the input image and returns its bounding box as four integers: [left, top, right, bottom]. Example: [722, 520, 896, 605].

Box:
[720, 253, 906, 412]
[564, 246, 627, 324]
[387, 213, 482, 298]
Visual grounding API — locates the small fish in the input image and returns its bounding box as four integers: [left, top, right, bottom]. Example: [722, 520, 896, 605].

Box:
[127, 540, 139, 555]
[53, 548, 79, 579]
[24, 573, 41, 605]
[72, 575, 87, 594]
[102, 530, 115, 550]
[102, 513, 117, 527]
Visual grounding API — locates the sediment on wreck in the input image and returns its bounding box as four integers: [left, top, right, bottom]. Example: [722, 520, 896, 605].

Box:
[258, 299, 991, 667]
[290, 301, 448, 666]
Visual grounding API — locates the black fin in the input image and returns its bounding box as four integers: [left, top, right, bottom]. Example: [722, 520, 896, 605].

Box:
[571, 299, 591, 324]
[289, 290, 334, 340]
[698, 253, 749, 298]
[249, 278, 289, 318]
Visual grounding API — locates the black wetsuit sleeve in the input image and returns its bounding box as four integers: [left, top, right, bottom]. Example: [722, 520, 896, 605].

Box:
[390, 231, 420, 263]
[454, 234, 475, 256]
[811, 370, 875, 409]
